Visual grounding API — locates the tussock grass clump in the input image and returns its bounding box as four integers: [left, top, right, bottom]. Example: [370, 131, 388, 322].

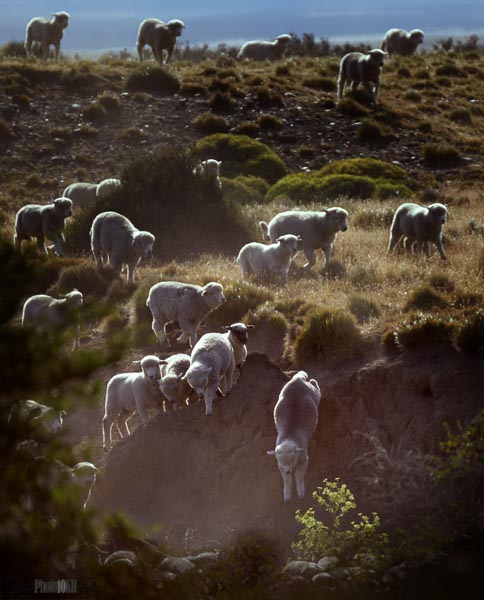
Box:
[98, 91, 122, 113]
[423, 144, 461, 168]
[454, 312, 484, 355]
[436, 61, 466, 77]
[235, 122, 259, 137]
[48, 261, 121, 301]
[404, 284, 450, 312]
[356, 119, 391, 143]
[118, 127, 148, 142]
[337, 97, 369, 117]
[192, 112, 230, 135]
[25, 174, 43, 189]
[429, 273, 456, 293]
[257, 114, 283, 130]
[403, 90, 422, 103]
[0, 119, 13, 143]
[349, 264, 384, 288]
[208, 91, 235, 112]
[242, 303, 288, 364]
[275, 64, 291, 76]
[447, 108, 472, 124]
[294, 307, 363, 366]
[392, 313, 456, 350]
[347, 293, 381, 323]
[303, 76, 336, 91]
[318, 158, 409, 185]
[267, 173, 376, 203]
[321, 259, 347, 280]
[126, 65, 180, 95]
[129, 274, 161, 346]
[208, 281, 273, 325]
[81, 102, 108, 124]
[190, 134, 287, 184]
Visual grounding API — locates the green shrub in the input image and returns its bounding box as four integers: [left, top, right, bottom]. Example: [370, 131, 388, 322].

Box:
[221, 177, 266, 205]
[126, 65, 180, 95]
[318, 158, 409, 185]
[375, 182, 413, 200]
[257, 114, 283, 130]
[454, 312, 484, 355]
[294, 307, 362, 365]
[66, 147, 254, 259]
[404, 284, 449, 312]
[352, 207, 395, 229]
[192, 112, 230, 135]
[423, 144, 461, 168]
[347, 293, 381, 323]
[234, 175, 269, 197]
[393, 313, 456, 350]
[303, 76, 337, 91]
[208, 281, 273, 325]
[190, 134, 287, 184]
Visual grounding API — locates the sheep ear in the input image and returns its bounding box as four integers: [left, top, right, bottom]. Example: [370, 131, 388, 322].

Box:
[132, 360, 141, 365]
[60, 410, 67, 417]
[180, 374, 187, 382]
[267, 450, 276, 456]
[276, 236, 285, 243]
[247, 325, 255, 330]
[222, 325, 231, 331]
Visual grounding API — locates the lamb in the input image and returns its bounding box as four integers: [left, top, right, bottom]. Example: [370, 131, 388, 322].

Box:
[237, 234, 300, 284]
[237, 34, 292, 61]
[182, 333, 236, 416]
[8, 399, 66, 438]
[25, 12, 70, 60]
[337, 49, 386, 105]
[96, 178, 121, 198]
[194, 159, 222, 190]
[260, 208, 348, 269]
[63, 178, 121, 207]
[267, 371, 321, 502]
[387, 202, 448, 260]
[158, 353, 193, 410]
[381, 28, 425, 56]
[22, 289, 84, 349]
[136, 18, 186, 64]
[221, 322, 255, 371]
[90, 211, 155, 283]
[102, 355, 165, 451]
[146, 281, 226, 349]
[14, 197, 73, 256]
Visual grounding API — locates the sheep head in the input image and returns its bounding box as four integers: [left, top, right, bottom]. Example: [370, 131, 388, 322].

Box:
[52, 12, 70, 29]
[62, 289, 84, 309]
[274, 34, 292, 46]
[182, 364, 212, 399]
[409, 29, 425, 45]
[267, 440, 304, 474]
[200, 282, 226, 308]
[276, 234, 300, 254]
[134, 355, 164, 382]
[167, 20, 185, 37]
[428, 203, 448, 225]
[222, 322, 255, 344]
[132, 231, 155, 258]
[53, 197, 73, 218]
[368, 48, 386, 67]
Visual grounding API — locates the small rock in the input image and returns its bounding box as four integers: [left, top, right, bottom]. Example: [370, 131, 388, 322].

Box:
[71, 103, 81, 109]
[161, 556, 196, 575]
[185, 552, 220, 567]
[104, 550, 137, 566]
[283, 560, 321, 579]
[317, 556, 339, 571]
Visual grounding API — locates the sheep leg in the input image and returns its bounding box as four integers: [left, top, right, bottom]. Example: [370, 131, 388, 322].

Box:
[434, 236, 447, 260]
[153, 43, 165, 65]
[302, 246, 316, 269]
[403, 237, 414, 254]
[322, 244, 332, 264]
[102, 415, 113, 451]
[119, 411, 133, 437]
[337, 74, 346, 99]
[72, 324, 80, 351]
[295, 459, 308, 500]
[52, 235, 64, 257]
[25, 33, 33, 57]
[362, 80, 376, 104]
[137, 42, 144, 62]
[350, 81, 359, 92]
[387, 229, 403, 255]
[151, 319, 167, 347]
[165, 48, 174, 63]
[204, 383, 219, 416]
[36, 235, 48, 255]
[279, 469, 292, 502]
[126, 264, 136, 284]
[54, 43, 60, 61]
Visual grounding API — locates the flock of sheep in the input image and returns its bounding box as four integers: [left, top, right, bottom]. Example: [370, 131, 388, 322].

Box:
[12, 12, 440, 504]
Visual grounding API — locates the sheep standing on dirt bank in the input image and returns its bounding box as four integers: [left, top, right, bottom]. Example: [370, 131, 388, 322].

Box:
[22, 289, 84, 349]
[182, 333, 236, 416]
[237, 235, 300, 284]
[260, 208, 348, 269]
[158, 353, 193, 410]
[194, 160, 222, 189]
[337, 49, 386, 105]
[146, 281, 226, 348]
[102, 355, 165, 451]
[381, 28, 425, 56]
[387, 202, 448, 260]
[8, 399, 66, 437]
[267, 371, 321, 502]
[63, 178, 121, 208]
[90, 211, 155, 283]
[237, 34, 292, 61]
[25, 12, 70, 59]
[14, 198, 73, 256]
[222, 323, 255, 371]
[136, 18, 186, 64]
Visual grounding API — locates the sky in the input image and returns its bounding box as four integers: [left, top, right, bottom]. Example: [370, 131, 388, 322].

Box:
[0, 1, 482, 53]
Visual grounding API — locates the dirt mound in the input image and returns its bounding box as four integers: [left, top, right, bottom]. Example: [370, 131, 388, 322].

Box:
[91, 349, 484, 544]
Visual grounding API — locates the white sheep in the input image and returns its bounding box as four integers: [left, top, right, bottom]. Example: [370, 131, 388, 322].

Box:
[146, 281, 226, 349]
[71, 462, 99, 509]
[22, 289, 84, 349]
[237, 234, 300, 284]
[136, 18, 186, 64]
[381, 29, 425, 56]
[194, 160, 222, 190]
[158, 353, 193, 410]
[237, 34, 292, 61]
[337, 49, 386, 105]
[14, 197, 73, 256]
[387, 202, 448, 260]
[62, 178, 121, 208]
[25, 12, 70, 60]
[102, 355, 165, 451]
[260, 208, 348, 269]
[96, 178, 121, 198]
[8, 399, 66, 437]
[221, 322, 255, 371]
[267, 371, 321, 502]
[182, 333, 236, 416]
[90, 211, 155, 283]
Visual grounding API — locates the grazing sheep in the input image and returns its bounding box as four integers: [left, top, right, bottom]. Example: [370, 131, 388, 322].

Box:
[158, 353, 193, 410]
[237, 235, 300, 284]
[22, 289, 84, 349]
[182, 333, 236, 416]
[337, 49, 386, 105]
[146, 281, 226, 348]
[25, 12, 70, 60]
[194, 159, 222, 189]
[221, 322, 255, 371]
[237, 34, 292, 61]
[63, 178, 121, 208]
[102, 355, 165, 451]
[8, 399, 66, 437]
[381, 28, 425, 56]
[136, 18, 185, 64]
[267, 371, 321, 502]
[96, 178, 121, 198]
[14, 198, 73, 256]
[387, 202, 448, 260]
[260, 208, 348, 269]
[90, 211, 155, 283]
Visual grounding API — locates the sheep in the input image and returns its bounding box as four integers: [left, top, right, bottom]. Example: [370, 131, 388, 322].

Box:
[387, 202, 448, 260]
[136, 18, 186, 64]
[381, 28, 425, 56]
[8, 399, 66, 438]
[25, 12, 70, 60]
[90, 211, 155, 283]
[14, 197, 73, 256]
[260, 208, 348, 269]
[102, 355, 165, 451]
[146, 281, 226, 349]
[182, 333, 236, 416]
[62, 178, 121, 208]
[237, 34, 292, 61]
[194, 159, 222, 189]
[158, 353, 193, 410]
[267, 371, 321, 502]
[221, 322, 255, 371]
[337, 49, 386, 105]
[237, 234, 300, 284]
[22, 289, 84, 349]
[96, 178, 121, 198]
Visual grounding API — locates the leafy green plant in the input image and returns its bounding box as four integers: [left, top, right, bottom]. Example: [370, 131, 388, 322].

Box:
[318, 158, 409, 185]
[267, 173, 376, 203]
